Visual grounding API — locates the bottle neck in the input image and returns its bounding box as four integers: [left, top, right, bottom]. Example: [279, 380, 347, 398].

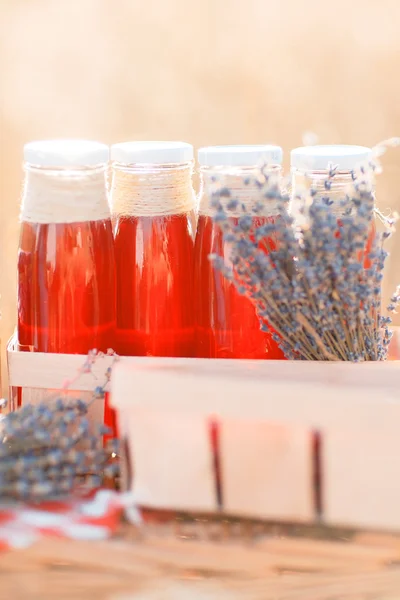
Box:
[20, 164, 110, 224]
[110, 161, 195, 217]
[199, 164, 282, 217]
[291, 168, 375, 216]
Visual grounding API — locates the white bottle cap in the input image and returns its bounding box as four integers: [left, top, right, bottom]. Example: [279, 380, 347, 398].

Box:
[198, 145, 283, 167]
[291, 145, 372, 171]
[24, 140, 109, 167]
[111, 141, 193, 164]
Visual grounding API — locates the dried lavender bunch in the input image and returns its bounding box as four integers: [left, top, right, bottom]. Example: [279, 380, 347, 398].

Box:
[0, 352, 120, 502]
[210, 141, 400, 361]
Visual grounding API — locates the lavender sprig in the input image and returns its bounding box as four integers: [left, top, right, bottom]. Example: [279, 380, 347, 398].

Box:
[210, 141, 399, 362]
[0, 351, 120, 502]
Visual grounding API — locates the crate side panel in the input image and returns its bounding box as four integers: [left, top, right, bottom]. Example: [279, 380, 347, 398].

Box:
[220, 419, 314, 521]
[7, 344, 115, 391]
[110, 360, 400, 429]
[126, 409, 217, 512]
[324, 425, 400, 531]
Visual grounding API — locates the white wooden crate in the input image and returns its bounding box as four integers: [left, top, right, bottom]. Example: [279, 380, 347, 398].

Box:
[7, 335, 187, 428]
[110, 358, 400, 531]
[7, 335, 110, 427]
[8, 332, 400, 532]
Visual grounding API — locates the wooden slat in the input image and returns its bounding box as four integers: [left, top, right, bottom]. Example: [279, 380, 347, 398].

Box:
[124, 409, 216, 513]
[324, 426, 400, 531]
[7, 335, 116, 391]
[220, 420, 313, 522]
[110, 360, 400, 430]
[9, 334, 400, 400]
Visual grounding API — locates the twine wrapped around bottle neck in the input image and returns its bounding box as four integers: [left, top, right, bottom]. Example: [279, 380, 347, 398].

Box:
[110, 162, 196, 217]
[20, 165, 110, 224]
[291, 170, 375, 218]
[199, 167, 283, 218]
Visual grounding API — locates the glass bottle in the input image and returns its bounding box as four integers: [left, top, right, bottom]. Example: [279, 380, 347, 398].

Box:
[110, 141, 196, 357]
[290, 145, 375, 264]
[17, 140, 116, 424]
[290, 145, 374, 477]
[194, 145, 286, 360]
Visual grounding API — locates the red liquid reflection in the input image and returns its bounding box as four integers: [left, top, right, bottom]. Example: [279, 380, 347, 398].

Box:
[336, 218, 376, 268]
[194, 215, 285, 360]
[17, 219, 116, 431]
[114, 213, 195, 357]
[364, 220, 376, 268]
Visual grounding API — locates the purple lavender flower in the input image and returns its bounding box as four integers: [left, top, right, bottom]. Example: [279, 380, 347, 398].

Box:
[210, 149, 399, 362]
[0, 353, 120, 502]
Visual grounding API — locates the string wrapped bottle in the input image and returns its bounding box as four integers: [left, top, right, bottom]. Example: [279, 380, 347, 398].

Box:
[17, 140, 116, 426]
[290, 145, 375, 265]
[195, 145, 285, 359]
[110, 141, 196, 357]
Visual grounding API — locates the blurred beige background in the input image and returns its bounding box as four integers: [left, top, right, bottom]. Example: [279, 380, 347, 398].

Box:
[1, 0, 400, 389]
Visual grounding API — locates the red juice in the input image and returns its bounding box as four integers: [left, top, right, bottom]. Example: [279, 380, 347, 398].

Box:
[16, 141, 116, 433]
[114, 212, 195, 357]
[364, 220, 376, 268]
[194, 214, 285, 359]
[18, 219, 115, 354]
[17, 218, 116, 432]
[110, 142, 196, 358]
[336, 218, 376, 269]
[195, 145, 285, 360]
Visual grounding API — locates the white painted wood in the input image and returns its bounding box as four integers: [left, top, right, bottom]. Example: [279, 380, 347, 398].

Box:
[110, 360, 400, 430]
[7, 336, 105, 426]
[7, 335, 116, 392]
[7, 335, 193, 391]
[110, 358, 400, 526]
[116, 406, 132, 492]
[324, 426, 400, 531]
[10, 337, 400, 527]
[123, 409, 216, 512]
[220, 419, 313, 522]
[9, 334, 400, 401]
